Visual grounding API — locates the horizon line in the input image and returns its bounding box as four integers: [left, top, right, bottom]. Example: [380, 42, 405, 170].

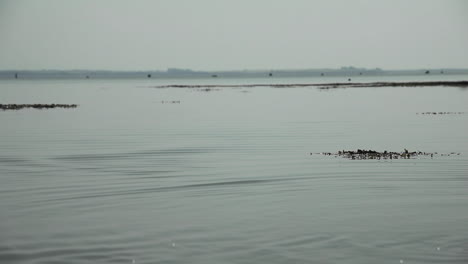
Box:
[1, 67, 467, 72]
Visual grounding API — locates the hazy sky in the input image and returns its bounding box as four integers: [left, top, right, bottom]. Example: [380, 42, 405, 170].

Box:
[1, 0, 467, 70]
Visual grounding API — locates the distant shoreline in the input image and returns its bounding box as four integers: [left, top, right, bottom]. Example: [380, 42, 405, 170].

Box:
[1, 68, 468, 80]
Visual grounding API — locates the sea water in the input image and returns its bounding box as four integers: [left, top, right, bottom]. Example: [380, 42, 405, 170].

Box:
[1, 76, 468, 263]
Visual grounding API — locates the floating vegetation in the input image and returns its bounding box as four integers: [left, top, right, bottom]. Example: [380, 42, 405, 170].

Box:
[417, 112, 465, 115]
[0, 104, 78, 110]
[151, 81, 468, 89]
[197, 88, 221, 92]
[316, 81, 468, 89]
[312, 149, 460, 160]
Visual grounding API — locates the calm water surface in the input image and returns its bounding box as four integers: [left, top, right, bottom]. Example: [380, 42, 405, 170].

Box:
[1, 76, 468, 264]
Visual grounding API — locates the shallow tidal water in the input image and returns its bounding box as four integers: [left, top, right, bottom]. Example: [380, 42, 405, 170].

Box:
[1, 76, 468, 264]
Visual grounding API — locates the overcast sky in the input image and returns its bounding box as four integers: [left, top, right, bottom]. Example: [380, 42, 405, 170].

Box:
[1, 0, 467, 71]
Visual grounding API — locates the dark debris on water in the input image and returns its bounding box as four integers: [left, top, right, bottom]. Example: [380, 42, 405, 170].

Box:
[312, 149, 461, 160]
[0, 104, 78, 110]
[152, 81, 468, 89]
[417, 112, 465, 115]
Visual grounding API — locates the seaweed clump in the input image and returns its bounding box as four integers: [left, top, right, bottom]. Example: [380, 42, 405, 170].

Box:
[0, 104, 78, 110]
[313, 149, 460, 160]
[417, 112, 465, 115]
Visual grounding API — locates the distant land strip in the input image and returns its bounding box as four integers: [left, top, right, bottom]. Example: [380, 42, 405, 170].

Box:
[0, 104, 78, 110]
[152, 81, 468, 89]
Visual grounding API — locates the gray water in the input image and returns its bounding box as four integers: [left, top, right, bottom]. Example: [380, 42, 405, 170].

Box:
[1, 76, 468, 264]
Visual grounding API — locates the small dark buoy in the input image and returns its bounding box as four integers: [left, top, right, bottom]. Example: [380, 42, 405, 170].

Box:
[321, 73, 324, 76]
[86, 75, 89, 79]
[269, 72, 272, 77]
[147, 74, 151, 78]
[211, 74, 218, 78]
[359, 72, 362, 75]
[348, 78, 351, 82]
[425, 70, 430, 74]
[15, 73, 18, 79]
